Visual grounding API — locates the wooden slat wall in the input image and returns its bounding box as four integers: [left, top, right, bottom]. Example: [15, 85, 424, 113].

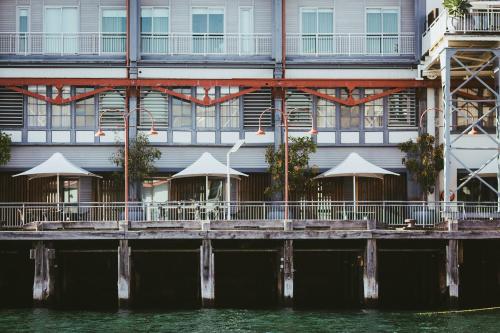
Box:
[92, 174, 124, 202]
[358, 174, 407, 201]
[240, 173, 271, 201]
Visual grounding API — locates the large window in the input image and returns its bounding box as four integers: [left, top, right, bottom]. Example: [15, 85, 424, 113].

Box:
[364, 89, 384, 128]
[44, 7, 78, 54]
[172, 88, 192, 128]
[51, 86, 71, 128]
[27, 86, 47, 127]
[0, 87, 24, 127]
[340, 89, 360, 129]
[456, 88, 495, 132]
[75, 88, 96, 129]
[316, 89, 336, 128]
[388, 89, 417, 127]
[196, 87, 216, 128]
[192, 7, 224, 54]
[101, 8, 126, 53]
[141, 7, 169, 54]
[220, 87, 240, 128]
[301, 8, 334, 54]
[17, 7, 29, 53]
[140, 90, 169, 128]
[366, 8, 399, 54]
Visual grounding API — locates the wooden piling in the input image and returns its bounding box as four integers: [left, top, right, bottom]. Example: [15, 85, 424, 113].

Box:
[200, 239, 215, 307]
[446, 239, 460, 308]
[363, 239, 378, 307]
[32, 241, 55, 307]
[281, 240, 294, 307]
[118, 239, 131, 308]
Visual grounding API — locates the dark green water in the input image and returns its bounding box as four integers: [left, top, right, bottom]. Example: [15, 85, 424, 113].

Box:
[1, 309, 500, 333]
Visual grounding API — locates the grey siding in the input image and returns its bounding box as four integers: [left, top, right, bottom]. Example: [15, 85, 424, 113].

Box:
[2, 146, 406, 171]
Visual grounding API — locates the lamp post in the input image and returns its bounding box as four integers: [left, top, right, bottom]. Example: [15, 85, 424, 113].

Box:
[226, 139, 245, 220]
[256, 107, 318, 220]
[95, 107, 158, 223]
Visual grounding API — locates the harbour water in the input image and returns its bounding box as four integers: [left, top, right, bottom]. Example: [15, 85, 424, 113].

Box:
[1, 308, 500, 333]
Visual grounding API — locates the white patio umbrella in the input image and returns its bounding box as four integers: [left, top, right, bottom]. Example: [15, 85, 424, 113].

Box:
[12, 152, 101, 202]
[172, 152, 248, 201]
[315, 152, 399, 209]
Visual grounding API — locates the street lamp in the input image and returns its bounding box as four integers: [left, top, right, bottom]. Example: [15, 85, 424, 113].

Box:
[226, 139, 245, 220]
[419, 107, 479, 136]
[256, 107, 318, 220]
[95, 107, 158, 224]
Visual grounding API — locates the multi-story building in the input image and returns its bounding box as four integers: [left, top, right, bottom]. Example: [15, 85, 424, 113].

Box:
[0, 0, 499, 310]
[0, 0, 432, 203]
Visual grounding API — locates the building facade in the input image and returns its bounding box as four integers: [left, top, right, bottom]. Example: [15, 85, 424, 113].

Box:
[0, 0, 498, 204]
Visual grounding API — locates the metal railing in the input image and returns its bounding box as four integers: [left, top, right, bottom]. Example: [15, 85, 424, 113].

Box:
[286, 33, 415, 56]
[0, 32, 126, 55]
[140, 33, 272, 56]
[0, 201, 498, 229]
[422, 9, 500, 56]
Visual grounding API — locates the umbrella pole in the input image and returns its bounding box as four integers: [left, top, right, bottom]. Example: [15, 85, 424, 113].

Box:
[57, 174, 60, 206]
[353, 175, 357, 219]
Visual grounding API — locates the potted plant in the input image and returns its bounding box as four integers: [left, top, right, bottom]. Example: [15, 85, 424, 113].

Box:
[443, 0, 473, 32]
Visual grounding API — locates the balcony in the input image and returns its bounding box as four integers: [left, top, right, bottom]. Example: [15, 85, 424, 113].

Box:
[0, 32, 126, 56]
[140, 33, 272, 56]
[286, 33, 415, 57]
[422, 9, 500, 56]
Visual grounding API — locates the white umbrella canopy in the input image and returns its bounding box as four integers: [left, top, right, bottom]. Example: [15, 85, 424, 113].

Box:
[172, 152, 248, 201]
[172, 152, 248, 179]
[13, 152, 101, 202]
[315, 152, 399, 207]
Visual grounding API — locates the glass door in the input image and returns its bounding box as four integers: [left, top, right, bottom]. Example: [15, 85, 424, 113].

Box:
[45, 7, 78, 54]
[192, 8, 224, 54]
[366, 8, 399, 55]
[101, 9, 126, 53]
[17, 8, 29, 54]
[239, 7, 254, 55]
[141, 7, 169, 54]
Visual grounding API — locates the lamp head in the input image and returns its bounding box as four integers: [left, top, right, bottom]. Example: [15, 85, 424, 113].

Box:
[308, 127, 319, 135]
[148, 127, 158, 136]
[95, 128, 105, 137]
[467, 126, 478, 136]
[256, 127, 265, 136]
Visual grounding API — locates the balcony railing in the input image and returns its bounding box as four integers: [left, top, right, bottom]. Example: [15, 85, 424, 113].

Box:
[140, 33, 272, 56]
[0, 201, 498, 229]
[0, 32, 126, 55]
[286, 33, 415, 56]
[422, 9, 500, 56]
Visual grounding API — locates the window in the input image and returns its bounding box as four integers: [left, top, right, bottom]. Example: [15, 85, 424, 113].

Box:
[63, 179, 79, 203]
[220, 87, 240, 128]
[140, 89, 168, 128]
[316, 89, 336, 128]
[340, 89, 360, 129]
[456, 88, 495, 132]
[27, 86, 47, 127]
[17, 7, 29, 53]
[44, 7, 78, 54]
[99, 89, 126, 127]
[51, 86, 71, 128]
[366, 8, 399, 54]
[239, 7, 254, 54]
[364, 89, 384, 128]
[196, 87, 216, 128]
[101, 9, 126, 53]
[243, 88, 272, 128]
[301, 8, 334, 54]
[388, 89, 416, 127]
[141, 7, 169, 54]
[192, 7, 224, 54]
[0, 87, 24, 127]
[75, 88, 96, 129]
[286, 90, 313, 128]
[172, 88, 192, 128]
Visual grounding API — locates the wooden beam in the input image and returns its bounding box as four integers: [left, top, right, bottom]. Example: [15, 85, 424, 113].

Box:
[200, 239, 215, 307]
[363, 239, 378, 307]
[118, 239, 131, 308]
[282, 240, 293, 307]
[32, 241, 55, 307]
[446, 239, 460, 308]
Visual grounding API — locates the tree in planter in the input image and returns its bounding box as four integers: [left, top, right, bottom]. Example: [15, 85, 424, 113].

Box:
[111, 133, 162, 200]
[399, 133, 444, 200]
[265, 136, 318, 200]
[443, 0, 472, 31]
[0, 131, 12, 166]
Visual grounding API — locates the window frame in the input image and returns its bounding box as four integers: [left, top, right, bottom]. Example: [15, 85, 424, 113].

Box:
[365, 7, 400, 55]
[27, 85, 48, 129]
